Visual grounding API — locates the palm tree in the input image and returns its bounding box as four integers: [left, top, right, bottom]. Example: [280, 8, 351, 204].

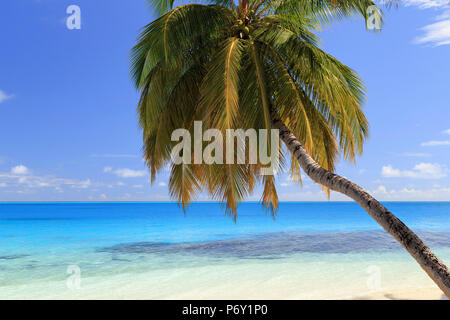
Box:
[130, 0, 450, 297]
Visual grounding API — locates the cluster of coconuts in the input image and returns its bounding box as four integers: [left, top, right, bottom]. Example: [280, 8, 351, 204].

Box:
[232, 10, 256, 37]
[232, 20, 250, 36]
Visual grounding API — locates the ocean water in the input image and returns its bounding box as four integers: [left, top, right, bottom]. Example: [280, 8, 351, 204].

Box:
[0, 202, 449, 299]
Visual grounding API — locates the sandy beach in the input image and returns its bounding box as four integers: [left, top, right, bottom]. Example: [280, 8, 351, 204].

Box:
[2, 248, 449, 300]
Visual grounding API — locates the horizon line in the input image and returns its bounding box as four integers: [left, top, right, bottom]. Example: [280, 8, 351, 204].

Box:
[1, 200, 449, 204]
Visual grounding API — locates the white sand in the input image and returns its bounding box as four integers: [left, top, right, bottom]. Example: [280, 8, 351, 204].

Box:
[1, 253, 448, 300]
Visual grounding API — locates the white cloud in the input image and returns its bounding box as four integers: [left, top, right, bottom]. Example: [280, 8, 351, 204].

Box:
[0, 183, 6, 187]
[373, 185, 388, 194]
[158, 182, 167, 187]
[371, 185, 450, 201]
[436, 10, 450, 20]
[405, 0, 450, 46]
[276, 182, 450, 201]
[443, 129, 450, 134]
[103, 166, 147, 178]
[71, 179, 91, 189]
[421, 140, 450, 146]
[11, 165, 29, 175]
[111, 168, 147, 178]
[415, 20, 450, 46]
[0, 167, 94, 190]
[381, 166, 401, 177]
[100, 194, 107, 200]
[381, 163, 447, 179]
[404, 0, 449, 9]
[0, 90, 13, 103]
[276, 174, 303, 188]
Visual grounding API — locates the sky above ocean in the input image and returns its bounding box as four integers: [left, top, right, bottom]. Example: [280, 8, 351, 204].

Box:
[0, 1, 450, 202]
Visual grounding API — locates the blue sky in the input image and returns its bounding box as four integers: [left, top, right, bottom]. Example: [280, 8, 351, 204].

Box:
[1, 0, 450, 202]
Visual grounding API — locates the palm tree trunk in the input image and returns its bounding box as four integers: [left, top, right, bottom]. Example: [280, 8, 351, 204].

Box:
[270, 110, 450, 298]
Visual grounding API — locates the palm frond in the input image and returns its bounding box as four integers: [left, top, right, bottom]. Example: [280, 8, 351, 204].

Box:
[199, 37, 245, 131]
[131, 4, 234, 88]
[132, 0, 372, 217]
[271, 0, 383, 29]
[261, 174, 278, 216]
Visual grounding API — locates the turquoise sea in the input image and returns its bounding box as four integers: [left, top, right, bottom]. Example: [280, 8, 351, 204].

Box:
[0, 202, 449, 299]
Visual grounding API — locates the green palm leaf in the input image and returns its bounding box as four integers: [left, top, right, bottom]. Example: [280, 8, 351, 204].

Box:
[132, 0, 375, 215]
